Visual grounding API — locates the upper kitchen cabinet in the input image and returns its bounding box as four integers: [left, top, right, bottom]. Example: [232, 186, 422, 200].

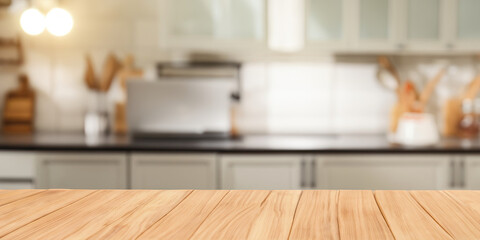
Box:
[449, 0, 480, 51]
[399, 0, 448, 52]
[306, 0, 349, 50]
[161, 0, 266, 52]
[352, 0, 400, 52]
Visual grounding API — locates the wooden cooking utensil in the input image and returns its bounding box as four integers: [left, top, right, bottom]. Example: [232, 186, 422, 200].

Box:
[84, 54, 97, 90]
[378, 56, 402, 91]
[418, 67, 447, 110]
[114, 55, 144, 135]
[391, 81, 418, 132]
[462, 74, 480, 100]
[100, 54, 119, 92]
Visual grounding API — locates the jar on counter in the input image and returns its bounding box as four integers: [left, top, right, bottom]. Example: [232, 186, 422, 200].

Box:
[457, 99, 479, 138]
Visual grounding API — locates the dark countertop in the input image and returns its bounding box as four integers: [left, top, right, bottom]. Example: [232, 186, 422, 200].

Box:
[0, 133, 480, 154]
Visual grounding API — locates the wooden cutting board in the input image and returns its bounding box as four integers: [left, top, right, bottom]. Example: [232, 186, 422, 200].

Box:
[2, 74, 35, 134]
[0, 189, 479, 239]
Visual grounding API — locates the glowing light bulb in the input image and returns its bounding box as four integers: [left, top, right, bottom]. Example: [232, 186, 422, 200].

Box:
[46, 8, 73, 37]
[20, 8, 46, 36]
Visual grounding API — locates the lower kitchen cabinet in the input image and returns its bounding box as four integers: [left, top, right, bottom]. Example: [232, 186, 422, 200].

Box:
[315, 155, 450, 190]
[0, 152, 36, 189]
[220, 154, 302, 190]
[36, 153, 127, 189]
[131, 153, 217, 189]
[464, 156, 480, 190]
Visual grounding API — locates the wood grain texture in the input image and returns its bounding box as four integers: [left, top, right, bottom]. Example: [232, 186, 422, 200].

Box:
[189, 190, 272, 239]
[411, 191, 480, 239]
[88, 190, 192, 239]
[445, 191, 480, 214]
[0, 190, 479, 239]
[138, 190, 228, 239]
[3, 190, 158, 239]
[245, 190, 301, 239]
[0, 189, 44, 207]
[338, 190, 394, 240]
[375, 190, 453, 240]
[0, 190, 94, 238]
[289, 190, 340, 240]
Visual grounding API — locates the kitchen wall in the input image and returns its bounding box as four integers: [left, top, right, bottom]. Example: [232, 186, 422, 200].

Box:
[0, 0, 477, 134]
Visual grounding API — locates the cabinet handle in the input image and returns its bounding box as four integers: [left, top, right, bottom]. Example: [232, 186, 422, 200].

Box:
[450, 159, 455, 188]
[311, 158, 316, 189]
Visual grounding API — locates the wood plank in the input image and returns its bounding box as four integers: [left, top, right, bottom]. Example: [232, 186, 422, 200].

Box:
[3, 190, 160, 239]
[244, 190, 301, 239]
[411, 191, 480, 239]
[0, 189, 94, 238]
[375, 191, 453, 240]
[137, 190, 229, 239]
[189, 190, 273, 240]
[445, 191, 480, 214]
[87, 190, 192, 239]
[288, 190, 340, 240]
[338, 190, 394, 240]
[0, 190, 44, 207]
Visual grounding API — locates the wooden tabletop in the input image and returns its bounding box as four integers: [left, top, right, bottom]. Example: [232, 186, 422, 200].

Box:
[0, 190, 479, 239]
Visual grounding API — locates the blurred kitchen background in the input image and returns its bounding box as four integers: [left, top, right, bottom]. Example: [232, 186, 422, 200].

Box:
[1, 0, 480, 190]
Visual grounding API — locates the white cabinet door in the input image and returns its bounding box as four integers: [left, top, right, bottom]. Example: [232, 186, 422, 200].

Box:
[0, 152, 35, 179]
[131, 153, 217, 189]
[464, 156, 480, 190]
[161, 0, 266, 51]
[0, 152, 36, 189]
[352, 0, 400, 51]
[315, 155, 450, 190]
[449, 0, 480, 51]
[306, 0, 349, 51]
[36, 153, 127, 189]
[400, 0, 447, 52]
[220, 154, 302, 190]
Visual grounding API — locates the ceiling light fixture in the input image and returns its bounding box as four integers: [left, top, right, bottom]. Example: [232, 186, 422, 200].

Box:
[20, 8, 45, 35]
[46, 7, 73, 36]
[20, 0, 73, 37]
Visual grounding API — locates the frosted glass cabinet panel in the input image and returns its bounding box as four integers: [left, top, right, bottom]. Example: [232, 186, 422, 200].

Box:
[359, 0, 390, 40]
[308, 0, 343, 41]
[407, 0, 440, 40]
[457, 0, 480, 40]
[168, 0, 264, 40]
